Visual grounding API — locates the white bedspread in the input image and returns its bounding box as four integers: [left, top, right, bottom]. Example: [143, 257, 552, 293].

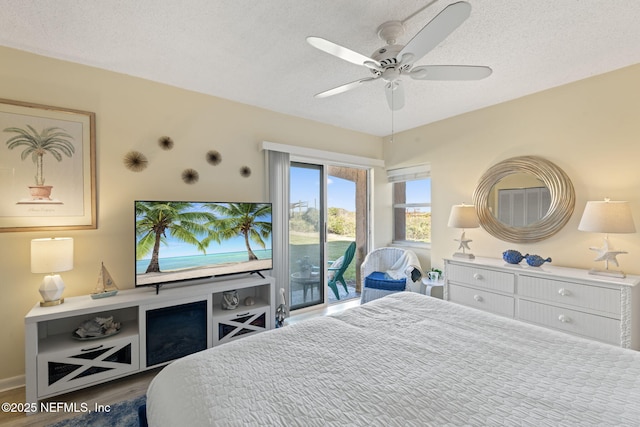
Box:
[147, 293, 640, 426]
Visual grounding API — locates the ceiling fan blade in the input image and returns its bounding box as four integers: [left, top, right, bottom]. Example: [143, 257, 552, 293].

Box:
[410, 65, 492, 80]
[307, 36, 382, 70]
[385, 80, 405, 111]
[315, 77, 377, 98]
[398, 1, 471, 65]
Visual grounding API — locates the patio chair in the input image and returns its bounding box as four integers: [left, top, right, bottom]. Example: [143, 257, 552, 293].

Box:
[327, 241, 356, 300]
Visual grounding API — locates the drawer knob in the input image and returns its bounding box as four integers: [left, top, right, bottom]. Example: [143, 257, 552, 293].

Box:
[473, 294, 483, 302]
[558, 314, 572, 323]
[558, 288, 571, 296]
[473, 273, 483, 280]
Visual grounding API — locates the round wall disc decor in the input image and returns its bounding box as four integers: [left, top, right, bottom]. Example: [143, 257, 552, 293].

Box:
[182, 168, 199, 184]
[123, 151, 148, 172]
[158, 136, 174, 150]
[206, 150, 222, 165]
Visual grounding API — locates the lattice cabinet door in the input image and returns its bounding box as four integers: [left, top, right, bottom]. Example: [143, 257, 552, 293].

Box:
[212, 306, 271, 346]
[37, 333, 139, 397]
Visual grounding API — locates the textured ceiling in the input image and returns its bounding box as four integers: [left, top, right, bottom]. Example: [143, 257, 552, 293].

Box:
[1, 0, 639, 137]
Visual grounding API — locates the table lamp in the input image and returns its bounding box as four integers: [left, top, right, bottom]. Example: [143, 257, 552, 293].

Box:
[448, 204, 480, 259]
[578, 199, 635, 278]
[31, 237, 74, 306]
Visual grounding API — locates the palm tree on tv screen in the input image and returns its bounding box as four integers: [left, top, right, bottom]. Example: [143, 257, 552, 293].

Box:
[205, 203, 272, 261]
[136, 201, 217, 273]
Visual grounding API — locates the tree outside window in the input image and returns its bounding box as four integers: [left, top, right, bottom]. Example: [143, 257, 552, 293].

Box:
[393, 178, 431, 244]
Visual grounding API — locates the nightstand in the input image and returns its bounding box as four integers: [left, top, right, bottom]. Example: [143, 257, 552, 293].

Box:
[421, 278, 444, 299]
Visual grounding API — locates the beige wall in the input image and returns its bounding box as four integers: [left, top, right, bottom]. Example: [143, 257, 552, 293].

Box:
[383, 64, 640, 275]
[0, 46, 383, 380]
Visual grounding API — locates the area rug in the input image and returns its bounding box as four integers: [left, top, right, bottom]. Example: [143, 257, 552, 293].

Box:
[47, 395, 145, 427]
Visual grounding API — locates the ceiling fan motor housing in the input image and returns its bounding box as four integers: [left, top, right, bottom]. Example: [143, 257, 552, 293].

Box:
[370, 21, 411, 77]
[370, 44, 409, 77]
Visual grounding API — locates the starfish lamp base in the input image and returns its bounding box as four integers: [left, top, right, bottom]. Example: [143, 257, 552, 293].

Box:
[588, 268, 626, 279]
[453, 252, 475, 259]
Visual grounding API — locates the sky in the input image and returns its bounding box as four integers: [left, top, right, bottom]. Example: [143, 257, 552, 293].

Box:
[290, 166, 355, 211]
[290, 165, 431, 211]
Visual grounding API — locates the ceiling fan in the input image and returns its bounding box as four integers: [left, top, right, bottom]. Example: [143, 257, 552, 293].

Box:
[307, 1, 492, 111]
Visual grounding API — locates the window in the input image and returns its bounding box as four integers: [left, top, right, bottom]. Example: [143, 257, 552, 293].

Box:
[388, 165, 431, 244]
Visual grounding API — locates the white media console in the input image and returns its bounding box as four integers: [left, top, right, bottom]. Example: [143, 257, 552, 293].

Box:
[24, 274, 275, 406]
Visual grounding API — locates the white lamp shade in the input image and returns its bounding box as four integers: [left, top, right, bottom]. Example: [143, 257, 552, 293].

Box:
[31, 238, 74, 273]
[578, 200, 636, 234]
[448, 204, 480, 229]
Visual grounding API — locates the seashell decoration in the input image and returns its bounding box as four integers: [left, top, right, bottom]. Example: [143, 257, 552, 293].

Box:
[73, 316, 120, 339]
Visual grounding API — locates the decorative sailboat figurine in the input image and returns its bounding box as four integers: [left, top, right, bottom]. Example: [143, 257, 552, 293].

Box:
[91, 262, 119, 299]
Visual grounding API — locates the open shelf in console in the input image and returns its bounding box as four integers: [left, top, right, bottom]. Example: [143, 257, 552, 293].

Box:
[212, 282, 271, 315]
[37, 306, 139, 353]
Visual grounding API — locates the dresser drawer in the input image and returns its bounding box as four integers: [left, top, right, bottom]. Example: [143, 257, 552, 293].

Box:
[518, 299, 620, 345]
[447, 264, 515, 294]
[519, 276, 620, 316]
[449, 284, 515, 318]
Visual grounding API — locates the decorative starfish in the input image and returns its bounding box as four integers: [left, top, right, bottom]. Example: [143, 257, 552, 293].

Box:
[589, 237, 627, 269]
[455, 231, 473, 253]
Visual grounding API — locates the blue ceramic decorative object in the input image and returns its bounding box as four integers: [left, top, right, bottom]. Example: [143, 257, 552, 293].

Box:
[525, 255, 552, 267]
[502, 250, 528, 264]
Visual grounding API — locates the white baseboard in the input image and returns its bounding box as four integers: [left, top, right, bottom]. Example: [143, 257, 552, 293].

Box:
[0, 375, 25, 393]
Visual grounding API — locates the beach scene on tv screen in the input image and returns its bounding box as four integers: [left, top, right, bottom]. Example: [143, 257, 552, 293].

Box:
[136, 201, 272, 285]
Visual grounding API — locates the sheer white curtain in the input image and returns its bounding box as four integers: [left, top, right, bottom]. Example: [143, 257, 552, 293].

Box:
[266, 149, 290, 317]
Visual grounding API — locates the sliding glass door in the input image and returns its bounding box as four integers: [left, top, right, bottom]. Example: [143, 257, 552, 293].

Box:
[289, 163, 324, 310]
[288, 162, 367, 311]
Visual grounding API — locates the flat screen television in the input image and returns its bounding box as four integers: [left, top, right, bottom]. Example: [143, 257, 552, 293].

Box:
[135, 201, 272, 288]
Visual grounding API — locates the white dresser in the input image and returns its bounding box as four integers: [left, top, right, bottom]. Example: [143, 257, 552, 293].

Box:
[444, 257, 640, 350]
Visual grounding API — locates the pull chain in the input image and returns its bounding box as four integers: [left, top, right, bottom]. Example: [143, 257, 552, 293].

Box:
[390, 84, 395, 143]
[390, 107, 394, 143]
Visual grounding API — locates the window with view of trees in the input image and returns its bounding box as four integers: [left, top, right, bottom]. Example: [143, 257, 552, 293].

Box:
[393, 178, 431, 244]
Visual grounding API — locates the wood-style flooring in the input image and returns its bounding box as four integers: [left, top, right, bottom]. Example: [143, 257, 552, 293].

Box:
[0, 368, 160, 427]
[0, 298, 358, 427]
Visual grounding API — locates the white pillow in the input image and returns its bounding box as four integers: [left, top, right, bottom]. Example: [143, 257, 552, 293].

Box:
[328, 256, 344, 279]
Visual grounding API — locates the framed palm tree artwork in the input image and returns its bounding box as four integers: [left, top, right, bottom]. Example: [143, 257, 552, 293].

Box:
[0, 98, 96, 232]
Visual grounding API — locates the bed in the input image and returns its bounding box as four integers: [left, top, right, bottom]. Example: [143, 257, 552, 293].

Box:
[146, 292, 640, 426]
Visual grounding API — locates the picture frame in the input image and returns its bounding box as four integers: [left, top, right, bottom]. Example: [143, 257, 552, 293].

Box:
[0, 98, 96, 232]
